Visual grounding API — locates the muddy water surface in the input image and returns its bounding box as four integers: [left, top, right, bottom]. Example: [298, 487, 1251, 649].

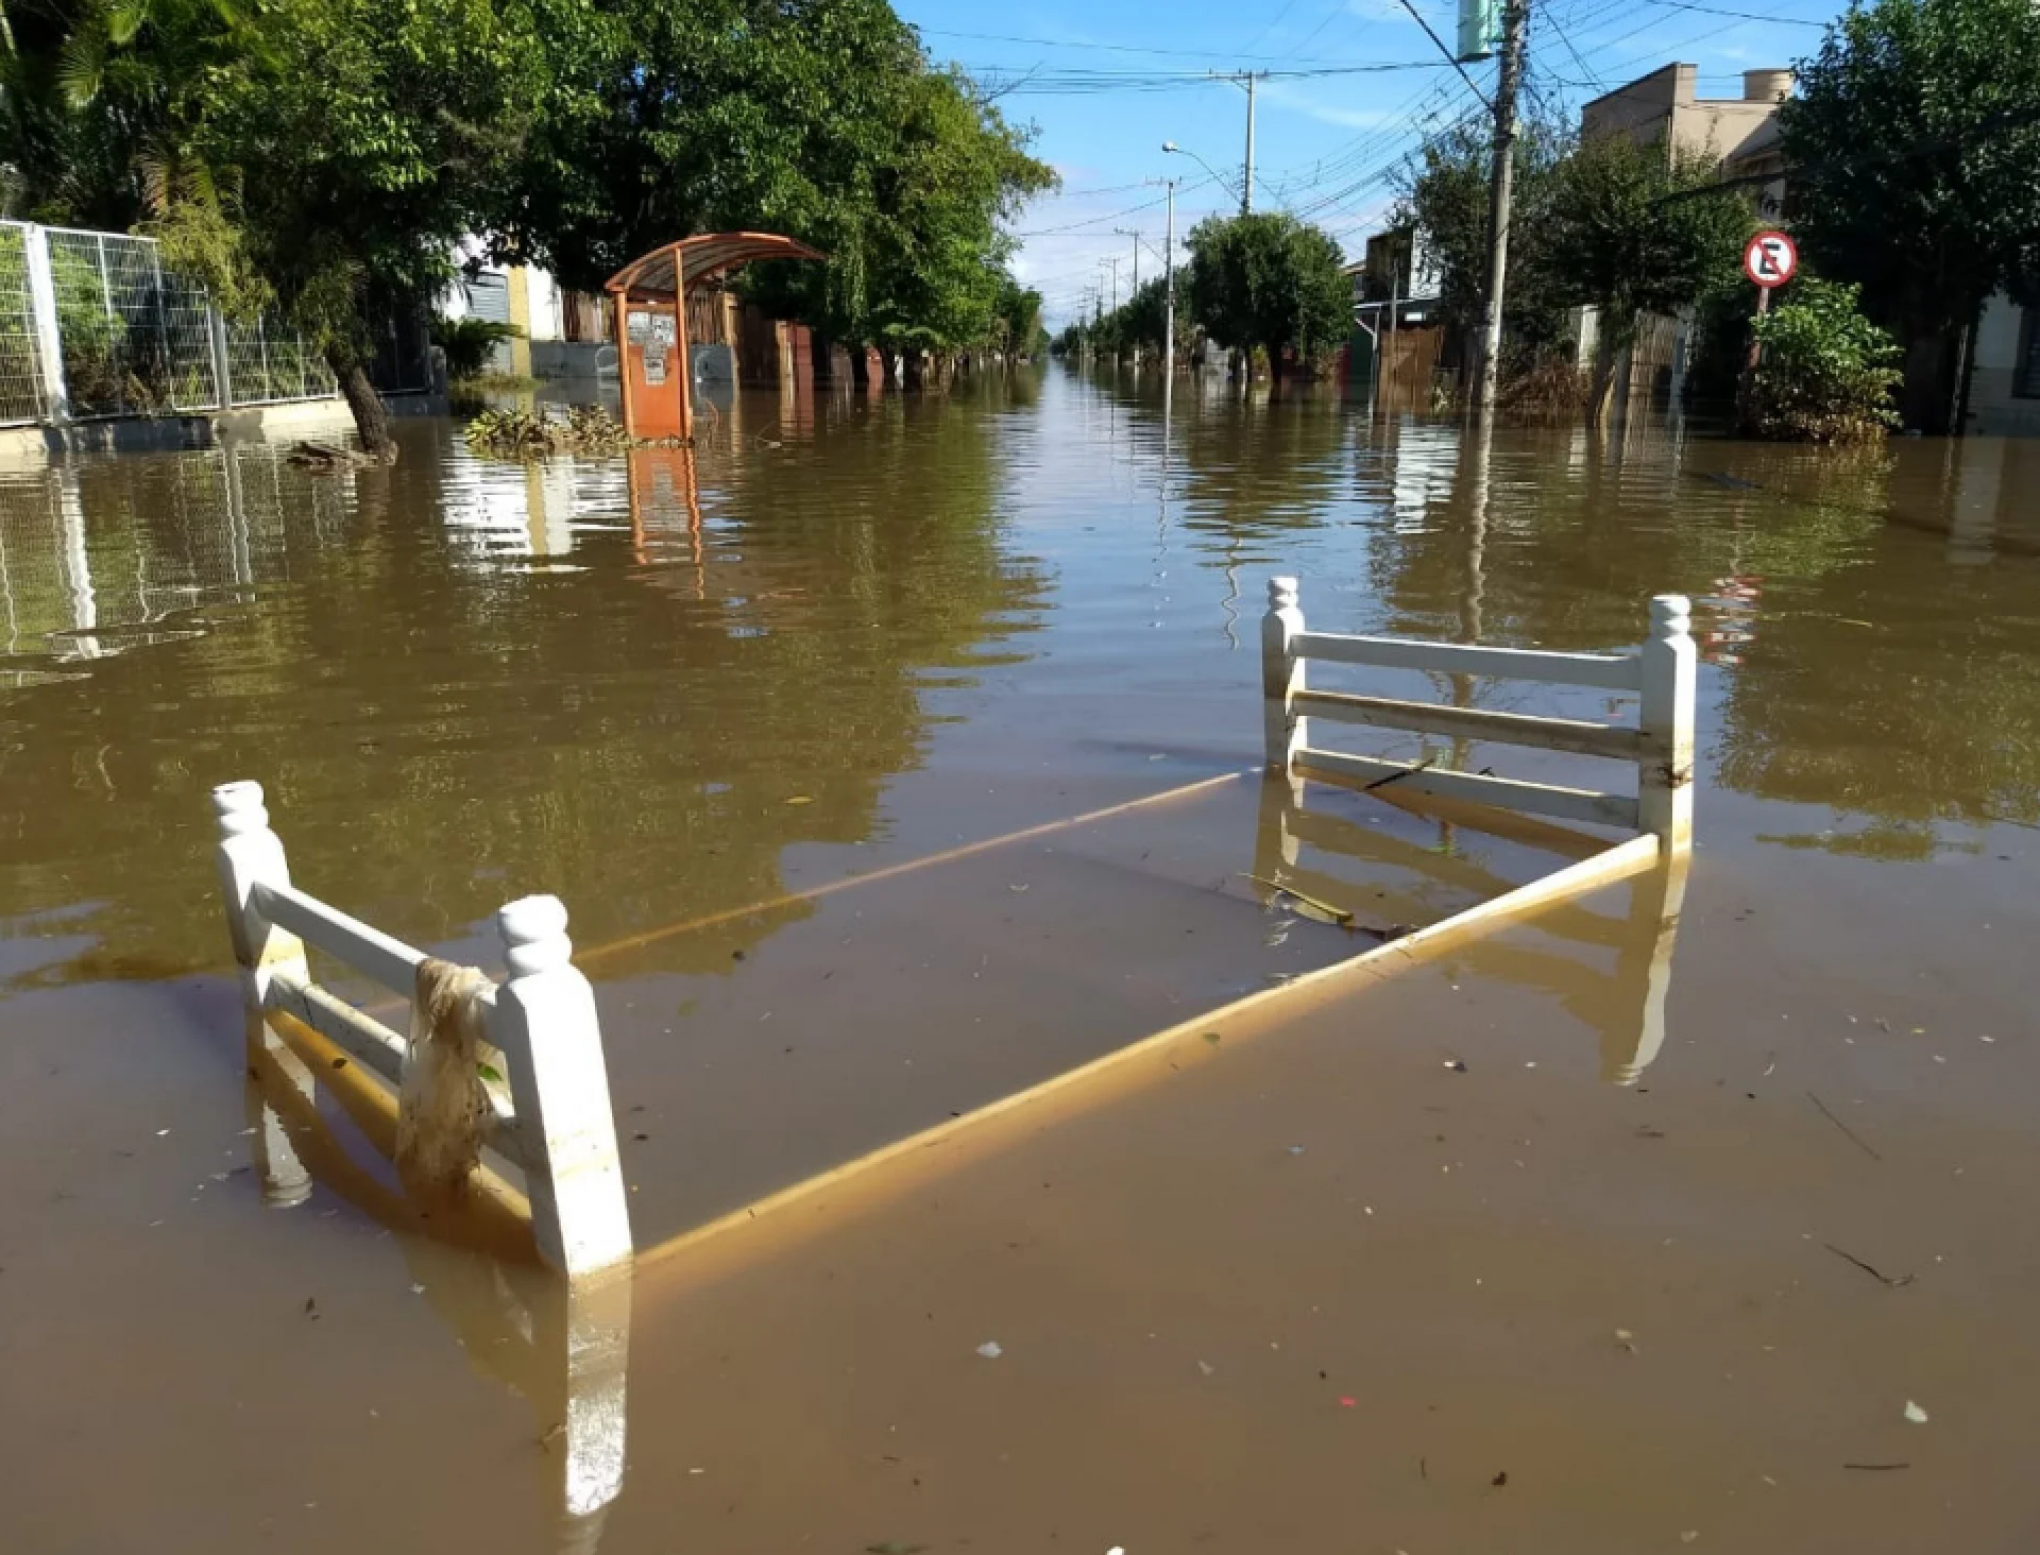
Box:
[2, 372, 2037, 1552]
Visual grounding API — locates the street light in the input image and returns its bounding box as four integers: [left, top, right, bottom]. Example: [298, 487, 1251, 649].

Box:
[1162, 141, 1243, 209]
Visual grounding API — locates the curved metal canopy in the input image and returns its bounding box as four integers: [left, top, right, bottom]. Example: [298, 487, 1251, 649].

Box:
[603, 232, 825, 300]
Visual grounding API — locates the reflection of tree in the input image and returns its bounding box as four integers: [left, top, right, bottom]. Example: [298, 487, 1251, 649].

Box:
[1343, 422, 2040, 843]
[2, 398, 1047, 986]
[1362, 425, 1892, 651]
[1714, 536, 2040, 840]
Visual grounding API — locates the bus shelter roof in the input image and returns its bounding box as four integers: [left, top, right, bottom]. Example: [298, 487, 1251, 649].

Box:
[603, 233, 825, 301]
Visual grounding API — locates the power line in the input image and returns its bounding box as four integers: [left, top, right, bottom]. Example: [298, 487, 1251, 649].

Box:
[1638, 0, 1828, 25]
[922, 27, 1444, 66]
[1389, 0, 1495, 112]
[1239, 0, 1308, 57]
[962, 59, 1459, 96]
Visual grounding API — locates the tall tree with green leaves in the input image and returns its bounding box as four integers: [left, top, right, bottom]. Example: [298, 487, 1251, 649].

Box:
[1391, 111, 1572, 364]
[1182, 211, 1350, 378]
[0, 0, 264, 227]
[1532, 132, 1752, 420]
[1779, 0, 2040, 432]
[496, 0, 1053, 383]
[23, 0, 558, 454]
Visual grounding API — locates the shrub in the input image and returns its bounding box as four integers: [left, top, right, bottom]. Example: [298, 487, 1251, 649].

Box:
[430, 316, 525, 380]
[1742, 279, 1900, 443]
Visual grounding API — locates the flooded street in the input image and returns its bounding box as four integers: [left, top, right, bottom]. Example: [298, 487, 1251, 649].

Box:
[3, 370, 2038, 1552]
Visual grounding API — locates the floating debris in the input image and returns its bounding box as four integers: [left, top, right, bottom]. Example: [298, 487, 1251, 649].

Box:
[975, 1341, 1003, 1360]
[1903, 1400, 1929, 1424]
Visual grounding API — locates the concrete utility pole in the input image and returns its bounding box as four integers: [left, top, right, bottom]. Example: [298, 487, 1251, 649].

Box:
[1472, 0, 1528, 414]
[1211, 71, 1263, 214]
[1100, 256, 1120, 313]
[1113, 228, 1143, 291]
[1163, 180, 1177, 370]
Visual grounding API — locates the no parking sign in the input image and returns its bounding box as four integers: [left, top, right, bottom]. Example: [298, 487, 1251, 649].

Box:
[1743, 230, 1798, 290]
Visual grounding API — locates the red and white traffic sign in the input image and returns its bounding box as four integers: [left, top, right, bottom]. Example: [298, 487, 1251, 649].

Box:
[1743, 230, 1798, 289]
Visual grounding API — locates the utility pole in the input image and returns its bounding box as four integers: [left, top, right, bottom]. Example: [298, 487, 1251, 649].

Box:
[1244, 71, 1257, 213]
[1113, 229, 1142, 291]
[1210, 71, 1263, 214]
[1472, 0, 1527, 415]
[1100, 256, 1120, 313]
[1164, 181, 1177, 370]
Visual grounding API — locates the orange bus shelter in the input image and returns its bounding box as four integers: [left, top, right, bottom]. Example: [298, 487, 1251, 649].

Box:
[604, 233, 825, 441]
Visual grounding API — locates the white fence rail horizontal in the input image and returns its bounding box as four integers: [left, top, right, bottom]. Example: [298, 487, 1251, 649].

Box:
[1263, 577, 1696, 848]
[211, 780, 631, 1277]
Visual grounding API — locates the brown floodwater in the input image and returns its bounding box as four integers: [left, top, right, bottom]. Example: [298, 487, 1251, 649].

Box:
[3, 371, 2038, 1552]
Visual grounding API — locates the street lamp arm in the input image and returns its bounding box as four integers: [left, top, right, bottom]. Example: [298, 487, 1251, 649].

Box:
[1162, 141, 1242, 205]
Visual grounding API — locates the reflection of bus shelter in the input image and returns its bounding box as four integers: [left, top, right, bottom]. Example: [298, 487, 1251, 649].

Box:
[604, 233, 824, 441]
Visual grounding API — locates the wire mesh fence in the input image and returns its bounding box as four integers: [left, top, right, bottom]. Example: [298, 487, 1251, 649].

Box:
[223, 313, 337, 405]
[6, 222, 335, 423]
[0, 223, 48, 424]
[44, 228, 221, 416]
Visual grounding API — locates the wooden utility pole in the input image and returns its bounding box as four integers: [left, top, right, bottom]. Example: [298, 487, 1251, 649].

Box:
[1472, 0, 1528, 414]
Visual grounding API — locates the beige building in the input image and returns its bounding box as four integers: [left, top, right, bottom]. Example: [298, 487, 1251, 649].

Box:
[1582, 64, 1792, 213]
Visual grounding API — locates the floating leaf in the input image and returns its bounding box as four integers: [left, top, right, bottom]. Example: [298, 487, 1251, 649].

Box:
[784, 795, 814, 806]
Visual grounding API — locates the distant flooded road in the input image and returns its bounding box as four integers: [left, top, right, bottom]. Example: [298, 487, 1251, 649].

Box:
[3, 371, 2037, 1552]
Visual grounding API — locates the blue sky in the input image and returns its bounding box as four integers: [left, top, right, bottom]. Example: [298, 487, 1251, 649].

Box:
[893, 0, 1845, 327]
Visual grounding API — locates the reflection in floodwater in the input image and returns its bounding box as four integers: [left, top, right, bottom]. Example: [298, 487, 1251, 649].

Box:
[246, 1012, 630, 1549]
[1252, 773, 1688, 1084]
[0, 407, 1049, 987]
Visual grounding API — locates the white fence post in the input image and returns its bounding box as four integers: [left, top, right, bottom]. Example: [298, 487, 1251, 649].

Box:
[1262, 575, 1308, 770]
[208, 303, 235, 410]
[1638, 594, 1696, 850]
[23, 225, 70, 423]
[212, 780, 310, 1008]
[489, 896, 632, 1280]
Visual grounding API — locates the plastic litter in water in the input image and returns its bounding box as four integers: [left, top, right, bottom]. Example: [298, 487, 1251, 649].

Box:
[976, 1341, 1003, 1360]
[1904, 1400, 1929, 1423]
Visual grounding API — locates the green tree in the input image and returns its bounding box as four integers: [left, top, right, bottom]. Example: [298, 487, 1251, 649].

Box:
[1391, 111, 1572, 365]
[495, 0, 1052, 384]
[46, 0, 557, 455]
[1182, 211, 1350, 378]
[1533, 133, 1753, 420]
[1779, 0, 2040, 432]
[0, 0, 263, 228]
[1743, 278, 1902, 442]
[990, 272, 1045, 357]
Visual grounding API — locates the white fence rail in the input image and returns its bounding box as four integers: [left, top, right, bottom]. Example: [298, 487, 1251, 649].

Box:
[211, 780, 632, 1278]
[0, 219, 335, 427]
[1263, 577, 1696, 848]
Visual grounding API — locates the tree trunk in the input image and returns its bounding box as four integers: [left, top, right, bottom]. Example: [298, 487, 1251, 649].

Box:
[880, 346, 899, 387]
[328, 347, 395, 462]
[812, 335, 834, 386]
[902, 348, 924, 391]
[850, 345, 871, 389]
[1586, 316, 1624, 429]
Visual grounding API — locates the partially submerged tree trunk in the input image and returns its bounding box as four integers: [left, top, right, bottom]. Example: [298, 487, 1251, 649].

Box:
[901, 348, 924, 391]
[1586, 312, 1630, 428]
[327, 346, 396, 462]
[879, 346, 899, 387]
[850, 344, 871, 389]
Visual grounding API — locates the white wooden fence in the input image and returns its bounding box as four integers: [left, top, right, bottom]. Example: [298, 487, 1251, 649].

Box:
[1263, 577, 1695, 849]
[211, 780, 632, 1279]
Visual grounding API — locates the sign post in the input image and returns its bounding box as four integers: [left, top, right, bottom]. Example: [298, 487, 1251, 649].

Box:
[1740, 229, 1798, 417]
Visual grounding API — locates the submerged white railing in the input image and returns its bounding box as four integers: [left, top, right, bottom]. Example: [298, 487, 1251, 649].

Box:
[1262, 578, 1696, 849]
[211, 780, 632, 1278]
